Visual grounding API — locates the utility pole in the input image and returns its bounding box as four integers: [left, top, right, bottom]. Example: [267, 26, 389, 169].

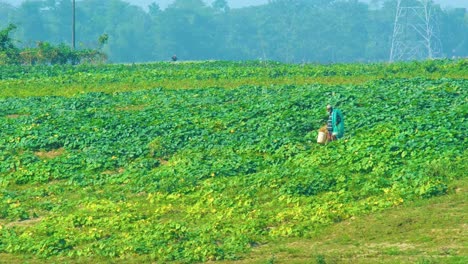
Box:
[72, 0, 75, 50]
[389, 0, 442, 62]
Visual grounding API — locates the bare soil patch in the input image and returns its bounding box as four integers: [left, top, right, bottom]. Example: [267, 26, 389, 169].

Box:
[34, 148, 65, 159]
[115, 104, 147, 111]
[101, 168, 125, 175]
[6, 217, 42, 228]
[5, 114, 29, 119]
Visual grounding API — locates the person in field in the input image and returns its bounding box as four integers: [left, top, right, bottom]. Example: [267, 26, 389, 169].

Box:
[326, 104, 344, 141]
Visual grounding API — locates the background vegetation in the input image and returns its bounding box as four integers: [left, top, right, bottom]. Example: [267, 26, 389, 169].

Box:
[0, 0, 467, 63]
[0, 23, 107, 65]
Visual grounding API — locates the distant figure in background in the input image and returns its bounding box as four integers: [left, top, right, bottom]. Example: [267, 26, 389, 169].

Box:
[326, 104, 344, 141]
[171, 54, 178, 62]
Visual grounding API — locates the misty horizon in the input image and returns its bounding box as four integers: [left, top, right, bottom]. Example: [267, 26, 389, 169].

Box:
[2, 0, 468, 10]
[1, 0, 467, 63]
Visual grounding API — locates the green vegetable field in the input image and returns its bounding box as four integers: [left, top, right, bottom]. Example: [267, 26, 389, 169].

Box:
[0, 60, 467, 263]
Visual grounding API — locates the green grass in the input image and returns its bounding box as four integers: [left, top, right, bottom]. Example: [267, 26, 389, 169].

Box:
[218, 179, 468, 264]
[1, 60, 466, 98]
[1, 178, 465, 264]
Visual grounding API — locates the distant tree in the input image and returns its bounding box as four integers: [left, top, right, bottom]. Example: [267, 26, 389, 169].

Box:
[220, 6, 264, 60]
[0, 24, 17, 50]
[2, 0, 466, 63]
[170, 0, 207, 9]
[0, 2, 15, 28]
[212, 0, 230, 13]
[78, 0, 152, 62]
[439, 8, 467, 58]
[16, 1, 48, 46]
[0, 23, 107, 65]
[42, 0, 73, 44]
[0, 24, 20, 64]
[328, 0, 369, 62]
[365, 2, 394, 61]
[148, 2, 161, 17]
[98, 33, 109, 49]
[157, 0, 215, 60]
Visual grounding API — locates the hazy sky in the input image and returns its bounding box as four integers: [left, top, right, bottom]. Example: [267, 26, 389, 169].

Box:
[1, 0, 468, 9]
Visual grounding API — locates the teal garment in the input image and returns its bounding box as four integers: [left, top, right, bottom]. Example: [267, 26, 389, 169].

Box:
[331, 109, 344, 139]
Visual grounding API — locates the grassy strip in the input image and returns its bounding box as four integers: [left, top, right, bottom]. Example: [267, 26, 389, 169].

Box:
[0, 76, 378, 98]
[219, 179, 468, 264]
[1, 179, 465, 264]
[1, 73, 467, 98]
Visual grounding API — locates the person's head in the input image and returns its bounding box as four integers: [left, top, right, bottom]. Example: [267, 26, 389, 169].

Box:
[326, 104, 333, 114]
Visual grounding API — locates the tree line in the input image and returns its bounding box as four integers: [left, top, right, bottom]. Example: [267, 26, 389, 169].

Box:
[0, 0, 467, 64]
[0, 23, 107, 65]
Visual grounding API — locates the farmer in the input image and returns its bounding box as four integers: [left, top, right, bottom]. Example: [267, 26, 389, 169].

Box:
[326, 104, 344, 141]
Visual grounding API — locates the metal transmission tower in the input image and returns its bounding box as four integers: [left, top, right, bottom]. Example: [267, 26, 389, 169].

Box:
[389, 0, 442, 62]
